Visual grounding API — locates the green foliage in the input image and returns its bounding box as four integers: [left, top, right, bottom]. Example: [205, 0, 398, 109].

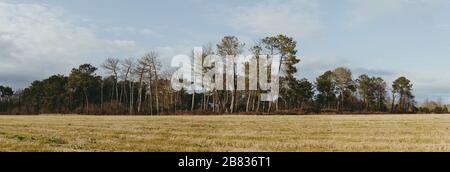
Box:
[0, 86, 13, 97]
[332, 67, 355, 112]
[392, 76, 415, 113]
[262, 35, 300, 110]
[315, 71, 336, 109]
[0, 85, 14, 112]
[217, 36, 245, 56]
[356, 75, 387, 112]
[67, 64, 102, 114]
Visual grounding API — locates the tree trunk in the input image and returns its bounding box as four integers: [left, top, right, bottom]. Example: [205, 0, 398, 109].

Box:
[137, 85, 142, 113]
[246, 91, 252, 112]
[155, 83, 159, 115]
[399, 92, 404, 113]
[230, 91, 235, 113]
[206, 93, 210, 112]
[212, 91, 216, 113]
[152, 63, 159, 115]
[83, 88, 89, 115]
[137, 73, 144, 113]
[191, 90, 195, 112]
[100, 82, 103, 112]
[115, 72, 119, 102]
[251, 91, 256, 111]
[256, 91, 260, 113]
[129, 80, 133, 115]
[391, 94, 396, 113]
[149, 81, 153, 115]
[224, 91, 229, 113]
[154, 80, 159, 115]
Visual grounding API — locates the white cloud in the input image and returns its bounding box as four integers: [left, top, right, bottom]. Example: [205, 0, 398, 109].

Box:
[346, 0, 450, 24]
[106, 26, 160, 37]
[296, 56, 352, 81]
[435, 24, 450, 32]
[109, 40, 137, 50]
[297, 56, 397, 84]
[0, 1, 138, 88]
[346, 0, 406, 23]
[144, 45, 194, 67]
[226, 0, 322, 39]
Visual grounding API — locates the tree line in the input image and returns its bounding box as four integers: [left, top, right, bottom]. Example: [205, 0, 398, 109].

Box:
[0, 35, 445, 115]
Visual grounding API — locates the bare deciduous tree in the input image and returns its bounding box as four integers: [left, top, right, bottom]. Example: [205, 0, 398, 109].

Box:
[121, 58, 134, 114]
[102, 58, 120, 103]
[140, 51, 161, 115]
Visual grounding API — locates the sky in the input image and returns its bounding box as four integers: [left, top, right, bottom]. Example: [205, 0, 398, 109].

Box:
[1, 0, 450, 103]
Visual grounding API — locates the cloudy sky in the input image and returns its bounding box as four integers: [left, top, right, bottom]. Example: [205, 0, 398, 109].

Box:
[1, 0, 450, 103]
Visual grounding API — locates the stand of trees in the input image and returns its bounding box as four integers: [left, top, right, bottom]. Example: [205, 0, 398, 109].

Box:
[0, 34, 434, 115]
[418, 98, 449, 114]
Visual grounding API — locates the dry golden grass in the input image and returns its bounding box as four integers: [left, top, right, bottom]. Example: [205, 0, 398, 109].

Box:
[0, 114, 450, 152]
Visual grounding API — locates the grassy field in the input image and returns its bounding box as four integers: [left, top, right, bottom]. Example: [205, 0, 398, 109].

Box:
[0, 114, 450, 152]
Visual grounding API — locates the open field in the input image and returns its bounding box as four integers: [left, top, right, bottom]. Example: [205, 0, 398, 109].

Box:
[1, 114, 450, 152]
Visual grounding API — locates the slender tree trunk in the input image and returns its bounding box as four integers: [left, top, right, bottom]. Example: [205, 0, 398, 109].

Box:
[115, 72, 119, 102]
[129, 80, 133, 115]
[276, 99, 279, 112]
[230, 63, 237, 114]
[155, 83, 159, 115]
[246, 91, 252, 112]
[202, 92, 207, 111]
[251, 91, 256, 111]
[100, 82, 104, 112]
[137, 85, 142, 113]
[191, 90, 195, 112]
[230, 91, 235, 113]
[83, 88, 89, 115]
[149, 81, 153, 115]
[170, 91, 174, 113]
[110, 82, 114, 104]
[191, 92, 196, 112]
[137, 73, 144, 113]
[212, 91, 216, 113]
[224, 91, 229, 113]
[256, 91, 260, 113]
[152, 63, 159, 115]
[122, 80, 128, 107]
[154, 80, 159, 115]
[399, 92, 404, 113]
[206, 92, 210, 112]
[119, 82, 123, 103]
[391, 94, 396, 113]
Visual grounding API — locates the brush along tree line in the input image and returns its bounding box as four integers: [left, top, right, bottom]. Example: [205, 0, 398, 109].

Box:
[0, 35, 442, 115]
